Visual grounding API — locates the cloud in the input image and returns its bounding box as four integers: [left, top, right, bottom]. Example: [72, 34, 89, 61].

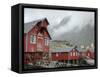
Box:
[48, 12, 94, 39]
[24, 8, 95, 46]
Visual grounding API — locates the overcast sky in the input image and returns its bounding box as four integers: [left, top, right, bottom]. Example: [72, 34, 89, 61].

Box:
[24, 8, 95, 47]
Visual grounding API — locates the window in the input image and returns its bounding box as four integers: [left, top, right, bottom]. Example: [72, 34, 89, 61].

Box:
[88, 53, 90, 57]
[56, 53, 59, 57]
[45, 38, 49, 46]
[70, 52, 73, 56]
[30, 35, 36, 44]
[73, 52, 75, 56]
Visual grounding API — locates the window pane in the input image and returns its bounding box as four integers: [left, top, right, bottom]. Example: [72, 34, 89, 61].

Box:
[73, 52, 75, 56]
[45, 38, 49, 46]
[30, 35, 36, 44]
[47, 39, 49, 46]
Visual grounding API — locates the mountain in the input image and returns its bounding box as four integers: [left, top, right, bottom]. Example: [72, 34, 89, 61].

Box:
[54, 23, 94, 47]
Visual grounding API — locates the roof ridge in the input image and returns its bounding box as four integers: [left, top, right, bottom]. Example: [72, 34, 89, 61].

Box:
[24, 17, 47, 24]
[24, 17, 47, 33]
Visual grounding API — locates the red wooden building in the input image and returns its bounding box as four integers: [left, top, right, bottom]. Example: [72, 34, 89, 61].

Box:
[85, 48, 94, 59]
[50, 42, 80, 64]
[79, 48, 94, 59]
[24, 18, 51, 65]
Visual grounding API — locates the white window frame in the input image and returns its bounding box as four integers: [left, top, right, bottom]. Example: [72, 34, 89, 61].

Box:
[45, 37, 49, 46]
[88, 53, 90, 56]
[73, 52, 75, 56]
[30, 35, 36, 44]
[56, 53, 59, 57]
[70, 52, 73, 56]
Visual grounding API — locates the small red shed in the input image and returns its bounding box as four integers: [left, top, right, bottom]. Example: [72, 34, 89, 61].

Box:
[50, 41, 80, 64]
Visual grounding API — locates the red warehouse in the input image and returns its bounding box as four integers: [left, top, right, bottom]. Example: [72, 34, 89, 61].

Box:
[85, 48, 94, 59]
[50, 41, 80, 64]
[79, 48, 94, 59]
[24, 18, 51, 65]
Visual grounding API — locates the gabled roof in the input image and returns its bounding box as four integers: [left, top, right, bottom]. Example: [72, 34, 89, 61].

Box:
[78, 47, 94, 53]
[51, 47, 73, 53]
[50, 43, 74, 53]
[24, 18, 49, 33]
[86, 48, 94, 52]
[50, 40, 80, 53]
[77, 47, 86, 52]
